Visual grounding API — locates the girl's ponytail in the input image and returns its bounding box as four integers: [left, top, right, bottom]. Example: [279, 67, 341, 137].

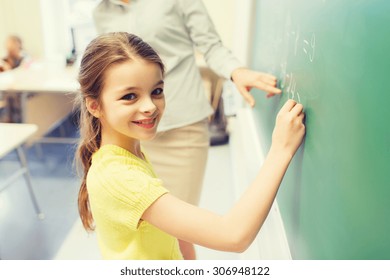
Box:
[75, 99, 101, 231]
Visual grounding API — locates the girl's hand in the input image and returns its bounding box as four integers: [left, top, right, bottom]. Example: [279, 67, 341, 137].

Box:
[271, 99, 306, 157]
[231, 67, 282, 107]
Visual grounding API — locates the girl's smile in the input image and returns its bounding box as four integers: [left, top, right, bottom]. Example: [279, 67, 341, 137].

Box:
[131, 116, 158, 129]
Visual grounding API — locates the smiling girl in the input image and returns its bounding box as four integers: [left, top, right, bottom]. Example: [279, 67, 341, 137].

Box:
[75, 32, 305, 260]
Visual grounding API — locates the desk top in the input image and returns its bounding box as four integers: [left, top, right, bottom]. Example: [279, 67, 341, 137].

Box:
[0, 60, 79, 93]
[0, 123, 38, 158]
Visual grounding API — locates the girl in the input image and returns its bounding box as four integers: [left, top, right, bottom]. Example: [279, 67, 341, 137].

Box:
[93, 0, 282, 259]
[76, 32, 305, 260]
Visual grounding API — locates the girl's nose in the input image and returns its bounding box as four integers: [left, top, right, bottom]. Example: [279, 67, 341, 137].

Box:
[140, 97, 157, 115]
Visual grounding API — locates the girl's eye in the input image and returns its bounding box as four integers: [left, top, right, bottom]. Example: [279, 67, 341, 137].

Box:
[121, 93, 137, 101]
[152, 88, 164, 96]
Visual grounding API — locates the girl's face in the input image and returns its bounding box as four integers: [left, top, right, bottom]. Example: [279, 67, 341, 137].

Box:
[91, 59, 165, 148]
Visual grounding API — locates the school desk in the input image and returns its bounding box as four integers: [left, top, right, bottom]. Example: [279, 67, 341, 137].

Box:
[0, 123, 44, 219]
[0, 60, 79, 144]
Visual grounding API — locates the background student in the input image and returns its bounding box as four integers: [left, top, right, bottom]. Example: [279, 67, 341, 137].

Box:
[92, 0, 282, 259]
[0, 35, 27, 123]
[0, 35, 25, 72]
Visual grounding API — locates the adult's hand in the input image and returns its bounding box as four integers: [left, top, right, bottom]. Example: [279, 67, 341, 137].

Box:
[231, 67, 282, 107]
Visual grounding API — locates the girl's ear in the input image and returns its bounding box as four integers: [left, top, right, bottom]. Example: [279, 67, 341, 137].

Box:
[85, 98, 101, 118]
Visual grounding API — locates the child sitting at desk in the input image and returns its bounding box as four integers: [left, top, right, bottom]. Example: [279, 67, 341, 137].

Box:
[0, 35, 25, 72]
[0, 35, 28, 122]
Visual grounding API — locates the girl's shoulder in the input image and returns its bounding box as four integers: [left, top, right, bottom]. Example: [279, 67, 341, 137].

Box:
[90, 144, 159, 182]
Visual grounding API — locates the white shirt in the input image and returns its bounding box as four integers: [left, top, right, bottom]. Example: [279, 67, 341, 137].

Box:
[93, 0, 243, 131]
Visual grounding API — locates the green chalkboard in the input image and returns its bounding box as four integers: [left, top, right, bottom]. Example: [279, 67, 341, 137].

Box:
[251, 0, 390, 259]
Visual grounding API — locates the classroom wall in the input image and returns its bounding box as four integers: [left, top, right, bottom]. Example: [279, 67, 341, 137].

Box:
[0, 0, 72, 60]
[40, 0, 72, 60]
[202, 0, 255, 66]
[0, 1, 6, 57]
[0, 0, 45, 59]
[202, 0, 235, 50]
[231, 0, 255, 65]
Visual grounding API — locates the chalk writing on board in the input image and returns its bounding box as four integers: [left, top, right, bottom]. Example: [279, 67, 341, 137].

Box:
[279, 62, 288, 90]
[280, 70, 302, 103]
[283, 73, 289, 92]
[293, 27, 300, 56]
[285, 72, 299, 101]
[303, 33, 316, 62]
[296, 91, 301, 103]
[278, 17, 319, 104]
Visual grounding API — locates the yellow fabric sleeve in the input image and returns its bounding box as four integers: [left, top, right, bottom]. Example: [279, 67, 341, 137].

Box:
[92, 163, 168, 231]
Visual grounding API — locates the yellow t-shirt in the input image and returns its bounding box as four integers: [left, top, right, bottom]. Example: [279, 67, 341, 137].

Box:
[86, 144, 183, 260]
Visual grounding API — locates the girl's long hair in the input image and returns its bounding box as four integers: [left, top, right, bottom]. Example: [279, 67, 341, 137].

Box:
[75, 32, 164, 231]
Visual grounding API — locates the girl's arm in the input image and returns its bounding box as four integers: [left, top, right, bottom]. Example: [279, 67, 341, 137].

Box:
[143, 99, 305, 252]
